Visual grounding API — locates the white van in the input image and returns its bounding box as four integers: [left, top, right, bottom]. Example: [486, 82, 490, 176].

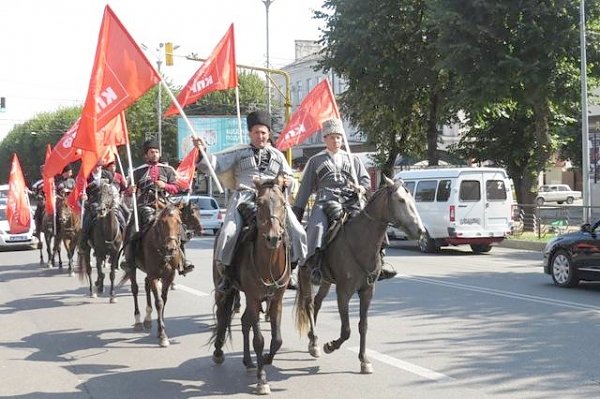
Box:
[392, 168, 513, 253]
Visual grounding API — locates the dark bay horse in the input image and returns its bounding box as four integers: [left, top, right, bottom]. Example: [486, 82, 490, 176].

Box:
[53, 195, 81, 275]
[78, 181, 123, 301]
[295, 176, 425, 374]
[178, 198, 203, 238]
[121, 202, 185, 347]
[39, 208, 56, 267]
[211, 175, 290, 395]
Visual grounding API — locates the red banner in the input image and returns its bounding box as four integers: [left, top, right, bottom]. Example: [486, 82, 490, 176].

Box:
[175, 147, 199, 190]
[7, 154, 32, 234]
[73, 5, 159, 155]
[275, 79, 340, 151]
[43, 144, 56, 214]
[43, 118, 81, 178]
[80, 113, 128, 179]
[164, 24, 237, 117]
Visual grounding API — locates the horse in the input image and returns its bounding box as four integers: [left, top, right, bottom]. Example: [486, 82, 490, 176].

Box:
[78, 181, 123, 301]
[39, 208, 56, 267]
[211, 174, 290, 395]
[177, 198, 203, 238]
[295, 176, 425, 374]
[121, 201, 185, 347]
[53, 195, 81, 275]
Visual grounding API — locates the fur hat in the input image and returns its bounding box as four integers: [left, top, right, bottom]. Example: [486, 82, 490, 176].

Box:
[321, 118, 345, 137]
[62, 164, 73, 173]
[142, 139, 160, 154]
[247, 110, 272, 131]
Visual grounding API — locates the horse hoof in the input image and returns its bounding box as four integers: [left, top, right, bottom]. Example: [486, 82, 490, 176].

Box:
[159, 337, 170, 348]
[309, 344, 321, 358]
[212, 354, 224, 364]
[133, 323, 143, 331]
[323, 343, 333, 354]
[91, 293, 97, 299]
[171, 283, 177, 290]
[244, 362, 257, 371]
[68, 271, 74, 277]
[361, 362, 373, 374]
[255, 383, 271, 395]
[109, 296, 117, 304]
[143, 321, 152, 330]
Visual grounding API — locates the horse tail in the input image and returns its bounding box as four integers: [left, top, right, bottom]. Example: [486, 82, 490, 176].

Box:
[77, 248, 88, 282]
[208, 289, 236, 347]
[294, 265, 313, 335]
[116, 246, 131, 287]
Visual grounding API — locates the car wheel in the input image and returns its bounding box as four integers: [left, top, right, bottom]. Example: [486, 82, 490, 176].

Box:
[566, 197, 574, 204]
[470, 244, 492, 253]
[536, 197, 545, 206]
[418, 231, 439, 253]
[551, 249, 579, 288]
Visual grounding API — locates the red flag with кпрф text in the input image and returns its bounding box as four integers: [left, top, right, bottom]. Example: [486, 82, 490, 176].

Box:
[73, 5, 159, 157]
[7, 154, 32, 234]
[275, 79, 340, 151]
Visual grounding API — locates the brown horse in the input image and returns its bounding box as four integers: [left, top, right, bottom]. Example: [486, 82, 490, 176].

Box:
[178, 198, 203, 238]
[295, 176, 425, 374]
[78, 181, 123, 301]
[53, 195, 81, 275]
[211, 174, 289, 395]
[121, 202, 185, 347]
[39, 208, 56, 267]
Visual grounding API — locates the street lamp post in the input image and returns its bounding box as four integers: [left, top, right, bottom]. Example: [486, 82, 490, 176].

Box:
[262, 0, 276, 115]
[580, 0, 591, 221]
[157, 44, 163, 154]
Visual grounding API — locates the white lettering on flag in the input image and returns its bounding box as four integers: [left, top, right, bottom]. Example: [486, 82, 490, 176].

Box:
[190, 76, 215, 94]
[283, 123, 306, 140]
[95, 87, 118, 113]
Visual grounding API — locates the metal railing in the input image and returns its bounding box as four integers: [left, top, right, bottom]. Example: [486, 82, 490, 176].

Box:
[511, 204, 600, 239]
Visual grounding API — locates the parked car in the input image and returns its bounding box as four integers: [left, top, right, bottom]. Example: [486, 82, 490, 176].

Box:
[0, 205, 38, 251]
[542, 222, 600, 287]
[536, 184, 581, 206]
[174, 194, 222, 235]
[0, 183, 8, 205]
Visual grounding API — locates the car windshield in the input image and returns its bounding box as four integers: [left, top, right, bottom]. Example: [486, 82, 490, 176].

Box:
[192, 198, 218, 210]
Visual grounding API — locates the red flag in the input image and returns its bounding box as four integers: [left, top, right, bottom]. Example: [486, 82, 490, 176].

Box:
[7, 154, 32, 234]
[80, 113, 128, 179]
[164, 24, 237, 117]
[67, 171, 87, 214]
[43, 118, 82, 178]
[175, 147, 199, 190]
[102, 111, 129, 146]
[275, 79, 340, 151]
[43, 144, 56, 214]
[73, 5, 159, 155]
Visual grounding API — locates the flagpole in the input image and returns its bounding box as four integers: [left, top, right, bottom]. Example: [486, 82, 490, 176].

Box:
[341, 131, 358, 186]
[115, 151, 128, 187]
[235, 87, 243, 144]
[125, 142, 139, 232]
[159, 78, 224, 193]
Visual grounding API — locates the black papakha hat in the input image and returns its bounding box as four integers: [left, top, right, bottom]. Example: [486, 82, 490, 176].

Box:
[62, 164, 73, 173]
[142, 139, 160, 154]
[246, 110, 272, 131]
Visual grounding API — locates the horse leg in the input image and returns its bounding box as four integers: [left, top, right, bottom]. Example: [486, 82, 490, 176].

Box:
[84, 250, 94, 298]
[56, 239, 63, 269]
[108, 252, 117, 303]
[242, 300, 270, 395]
[212, 290, 236, 364]
[263, 292, 284, 365]
[143, 276, 153, 330]
[39, 238, 44, 264]
[357, 286, 374, 374]
[67, 238, 76, 276]
[307, 282, 330, 358]
[233, 290, 241, 313]
[241, 301, 258, 370]
[158, 274, 174, 346]
[131, 269, 143, 331]
[95, 254, 105, 296]
[323, 288, 352, 355]
[150, 278, 169, 347]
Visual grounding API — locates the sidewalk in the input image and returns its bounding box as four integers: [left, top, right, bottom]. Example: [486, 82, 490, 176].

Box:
[498, 239, 546, 252]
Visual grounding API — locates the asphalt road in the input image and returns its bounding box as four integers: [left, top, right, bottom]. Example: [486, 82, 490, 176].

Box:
[1, 237, 600, 398]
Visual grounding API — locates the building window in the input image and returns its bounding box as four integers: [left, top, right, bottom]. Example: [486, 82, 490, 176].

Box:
[307, 78, 313, 93]
[297, 80, 303, 102]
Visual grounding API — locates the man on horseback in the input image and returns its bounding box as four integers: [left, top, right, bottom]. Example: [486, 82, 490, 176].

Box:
[193, 110, 307, 292]
[78, 161, 127, 253]
[120, 139, 195, 276]
[32, 165, 46, 245]
[292, 117, 396, 284]
[54, 164, 75, 196]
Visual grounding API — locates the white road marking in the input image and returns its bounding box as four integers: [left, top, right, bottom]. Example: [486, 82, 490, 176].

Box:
[348, 347, 455, 382]
[172, 283, 209, 297]
[398, 274, 600, 313]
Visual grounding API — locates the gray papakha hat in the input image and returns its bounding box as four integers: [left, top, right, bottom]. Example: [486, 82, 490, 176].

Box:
[321, 118, 345, 137]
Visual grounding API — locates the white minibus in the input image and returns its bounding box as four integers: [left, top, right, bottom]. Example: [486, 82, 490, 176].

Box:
[392, 168, 513, 253]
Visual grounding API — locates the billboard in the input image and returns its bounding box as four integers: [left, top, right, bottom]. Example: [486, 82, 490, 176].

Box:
[177, 116, 248, 160]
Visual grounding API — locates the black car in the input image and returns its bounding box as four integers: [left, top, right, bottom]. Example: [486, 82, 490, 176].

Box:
[543, 222, 600, 287]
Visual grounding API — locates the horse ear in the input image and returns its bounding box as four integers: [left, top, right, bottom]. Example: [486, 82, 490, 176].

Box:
[383, 175, 395, 187]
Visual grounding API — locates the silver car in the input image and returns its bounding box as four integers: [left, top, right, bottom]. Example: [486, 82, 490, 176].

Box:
[176, 195, 222, 236]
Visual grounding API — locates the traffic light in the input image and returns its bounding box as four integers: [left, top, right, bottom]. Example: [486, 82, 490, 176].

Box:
[0, 97, 5, 112]
[165, 42, 174, 66]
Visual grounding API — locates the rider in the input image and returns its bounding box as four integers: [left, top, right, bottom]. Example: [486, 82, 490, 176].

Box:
[104, 160, 128, 194]
[120, 139, 195, 276]
[78, 160, 127, 252]
[31, 165, 46, 244]
[54, 164, 75, 196]
[193, 110, 307, 292]
[292, 117, 396, 283]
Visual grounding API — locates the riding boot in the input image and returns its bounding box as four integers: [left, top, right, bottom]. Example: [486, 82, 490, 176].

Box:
[178, 245, 195, 276]
[310, 250, 324, 286]
[287, 261, 298, 290]
[377, 245, 397, 281]
[216, 261, 234, 293]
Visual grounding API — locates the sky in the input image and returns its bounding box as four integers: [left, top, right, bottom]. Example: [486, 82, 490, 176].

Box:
[0, 0, 326, 140]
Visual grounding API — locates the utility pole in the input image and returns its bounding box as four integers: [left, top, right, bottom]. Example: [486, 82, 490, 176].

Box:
[262, 0, 276, 115]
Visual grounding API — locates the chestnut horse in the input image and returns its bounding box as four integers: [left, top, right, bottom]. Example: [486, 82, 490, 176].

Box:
[211, 175, 290, 395]
[53, 195, 81, 275]
[295, 176, 425, 374]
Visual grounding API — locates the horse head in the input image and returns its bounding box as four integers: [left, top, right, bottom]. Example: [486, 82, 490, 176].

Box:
[253, 174, 287, 250]
[56, 195, 71, 225]
[179, 200, 203, 236]
[97, 180, 116, 218]
[382, 175, 425, 239]
[154, 203, 182, 262]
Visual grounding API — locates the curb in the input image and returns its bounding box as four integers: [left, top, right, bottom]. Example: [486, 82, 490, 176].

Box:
[498, 240, 546, 252]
